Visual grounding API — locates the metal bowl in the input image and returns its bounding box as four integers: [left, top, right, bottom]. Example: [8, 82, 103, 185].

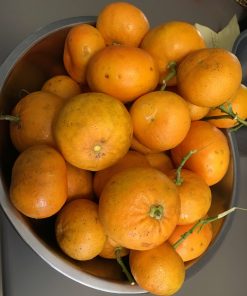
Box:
[0, 17, 240, 294]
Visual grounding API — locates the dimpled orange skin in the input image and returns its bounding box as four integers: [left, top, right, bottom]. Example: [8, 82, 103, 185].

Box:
[167, 169, 212, 225]
[10, 91, 64, 152]
[41, 75, 81, 100]
[141, 21, 206, 85]
[207, 84, 247, 128]
[96, 1, 150, 47]
[168, 222, 213, 262]
[145, 152, 174, 175]
[55, 199, 106, 261]
[53, 92, 133, 171]
[186, 101, 210, 121]
[130, 136, 160, 155]
[86, 45, 159, 103]
[66, 162, 94, 201]
[63, 24, 105, 84]
[10, 144, 67, 219]
[130, 91, 191, 151]
[177, 48, 242, 107]
[98, 167, 180, 251]
[129, 242, 185, 295]
[99, 236, 129, 259]
[93, 150, 150, 198]
[171, 121, 230, 186]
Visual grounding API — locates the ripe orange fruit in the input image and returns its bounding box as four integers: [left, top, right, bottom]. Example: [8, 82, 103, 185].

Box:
[41, 75, 81, 100]
[130, 136, 159, 155]
[129, 91, 191, 151]
[129, 242, 185, 295]
[53, 92, 133, 171]
[99, 167, 180, 251]
[55, 199, 106, 260]
[167, 168, 212, 225]
[171, 121, 230, 186]
[168, 221, 213, 262]
[66, 162, 94, 201]
[9, 91, 64, 152]
[207, 84, 247, 128]
[99, 236, 129, 259]
[63, 23, 105, 84]
[93, 150, 150, 198]
[96, 2, 150, 47]
[145, 152, 174, 175]
[141, 21, 206, 85]
[186, 101, 209, 121]
[86, 45, 159, 103]
[177, 48, 242, 107]
[10, 144, 67, 219]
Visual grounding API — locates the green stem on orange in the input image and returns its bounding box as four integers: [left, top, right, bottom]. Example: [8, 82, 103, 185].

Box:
[205, 102, 247, 132]
[175, 149, 197, 186]
[0, 114, 20, 123]
[149, 204, 164, 220]
[115, 247, 135, 285]
[172, 207, 247, 249]
[160, 61, 177, 91]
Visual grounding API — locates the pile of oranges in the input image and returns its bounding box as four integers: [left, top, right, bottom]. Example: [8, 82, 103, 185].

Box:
[3, 2, 247, 295]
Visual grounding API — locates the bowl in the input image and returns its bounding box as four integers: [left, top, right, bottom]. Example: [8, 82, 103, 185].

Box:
[0, 17, 240, 294]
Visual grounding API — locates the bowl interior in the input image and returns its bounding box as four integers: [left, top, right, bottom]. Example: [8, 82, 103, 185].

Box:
[0, 17, 239, 294]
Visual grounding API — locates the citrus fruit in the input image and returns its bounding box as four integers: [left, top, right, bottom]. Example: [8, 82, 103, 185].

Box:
[168, 221, 213, 262]
[93, 150, 150, 198]
[129, 242, 185, 295]
[63, 23, 105, 84]
[66, 162, 94, 201]
[55, 199, 106, 260]
[96, 1, 150, 47]
[145, 152, 174, 174]
[41, 75, 81, 100]
[206, 84, 247, 128]
[171, 121, 230, 186]
[8, 91, 64, 152]
[86, 45, 159, 103]
[99, 236, 129, 259]
[10, 144, 67, 219]
[177, 48, 242, 107]
[129, 90, 191, 151]
[167, 168, 212, 225]
[141, 21, 206, 85]
[99, 166, 180, 250]
[53, 92, 133, 171]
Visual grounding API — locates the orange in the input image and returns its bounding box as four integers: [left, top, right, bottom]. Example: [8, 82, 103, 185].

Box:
[96, 2, 150, 47]
[177, 48, 242, 107]
[141, 21, 206, 85]
[99, 167, 180, 251]
[130, 136, 159, 155]
[207, 84, 247, 128]
[145, 152, 174, 175]
[9, 91, 64, 152]
[129, 91, 191, 151]
[129, 242, 185, 295]
[93, 150, 150, 198]
[66, 162, 94, 201]
[53, 92, 133, 171]
[63, 23, 105, 84]
[168, 221, 213, 262]
[55, 199, 106, 260]
[186, 101, 209, 121]
[167, 169, 212, 225]
[10, 144, 67, 219]
[41, 75, 81, 100]
[99, 236, 129, 259]
[171, 121, 230, 186]
[86, 45, 159, 103]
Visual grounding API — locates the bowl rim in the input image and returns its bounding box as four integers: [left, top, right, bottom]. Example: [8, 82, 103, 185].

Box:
[0, 16, 240, 294]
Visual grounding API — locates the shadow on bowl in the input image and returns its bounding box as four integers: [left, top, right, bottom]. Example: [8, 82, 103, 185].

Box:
[0, 16, 240, 294]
